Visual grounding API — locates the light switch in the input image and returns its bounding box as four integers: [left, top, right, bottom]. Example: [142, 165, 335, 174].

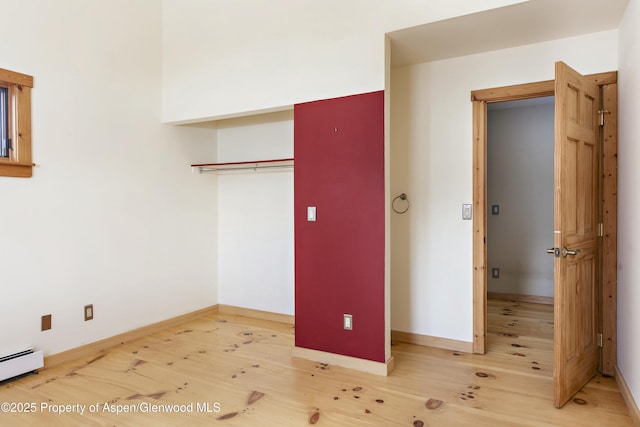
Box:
[307, 206, 316, 222]
[344, 314, 352, 330]
[462, 204, 472, 220]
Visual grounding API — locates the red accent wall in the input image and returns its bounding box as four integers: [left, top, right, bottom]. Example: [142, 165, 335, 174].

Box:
[294, 91, 385, 363]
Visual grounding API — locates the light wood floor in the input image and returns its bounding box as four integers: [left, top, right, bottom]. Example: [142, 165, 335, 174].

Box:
[0, 300, 633, 426]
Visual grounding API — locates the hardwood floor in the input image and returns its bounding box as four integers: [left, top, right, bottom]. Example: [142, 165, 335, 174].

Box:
[0, 301, 632, 426]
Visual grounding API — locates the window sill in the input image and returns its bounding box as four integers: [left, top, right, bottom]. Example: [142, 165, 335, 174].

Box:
[0, 161, 34, 178]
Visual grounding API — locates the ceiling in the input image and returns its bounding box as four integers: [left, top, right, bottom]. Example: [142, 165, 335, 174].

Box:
[388, 0, 629, 67]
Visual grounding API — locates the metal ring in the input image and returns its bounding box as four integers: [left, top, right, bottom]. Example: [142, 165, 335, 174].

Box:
[392, 193, 409, 214]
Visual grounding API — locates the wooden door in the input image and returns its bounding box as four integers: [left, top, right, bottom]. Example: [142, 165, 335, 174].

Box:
[553, 61, 600, 408]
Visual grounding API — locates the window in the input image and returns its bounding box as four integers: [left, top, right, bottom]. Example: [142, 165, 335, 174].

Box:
[0, 86, 9, 157]
[0, 67, 33, 178]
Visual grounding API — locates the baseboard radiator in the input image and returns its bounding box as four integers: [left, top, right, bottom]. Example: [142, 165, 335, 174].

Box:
[0, 348, 44, 382]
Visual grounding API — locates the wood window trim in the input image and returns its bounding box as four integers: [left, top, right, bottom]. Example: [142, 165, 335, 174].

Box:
[0, 67, 34, 178]
[470, 71, 618, 376]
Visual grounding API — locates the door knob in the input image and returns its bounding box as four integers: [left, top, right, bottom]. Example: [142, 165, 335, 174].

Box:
[547, 247, 561, 257]
[562, 247, 581, 257]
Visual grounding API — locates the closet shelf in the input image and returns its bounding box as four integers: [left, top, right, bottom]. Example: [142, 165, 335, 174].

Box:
[191, 157, 294, 173]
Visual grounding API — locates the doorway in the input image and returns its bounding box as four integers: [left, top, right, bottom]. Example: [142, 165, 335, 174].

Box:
[485, 96, 556, 359]
[486, 96, 555, 306]
[471, 66, 618, 407]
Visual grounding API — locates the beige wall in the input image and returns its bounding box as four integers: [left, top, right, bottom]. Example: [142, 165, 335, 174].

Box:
[216, 111, 294, 315]
[0, 0, 218, 358]
[617, 0, 640, 408]
[161, 0, 526, 123]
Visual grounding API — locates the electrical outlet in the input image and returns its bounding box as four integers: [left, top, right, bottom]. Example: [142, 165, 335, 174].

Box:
[84, 304, 94, 321]
[492, 268, 500, 278]
[343, 314, 353, 331]
[41, 314, 52, 331]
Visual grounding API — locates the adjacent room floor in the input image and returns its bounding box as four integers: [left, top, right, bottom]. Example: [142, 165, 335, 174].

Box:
[0, 300, 632, 426]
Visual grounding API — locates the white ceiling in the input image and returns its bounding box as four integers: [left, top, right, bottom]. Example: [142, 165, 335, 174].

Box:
[388, 0, 629, 67]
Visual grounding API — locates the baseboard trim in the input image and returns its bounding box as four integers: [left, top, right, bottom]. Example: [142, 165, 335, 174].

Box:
[391, 330, 473, 353]
[292, 346, 394, 376]
[44, 305, 219, 369]
[218, 304, 294, 325]
[616, 365, 640, 426]
[488, 292, 553, 305]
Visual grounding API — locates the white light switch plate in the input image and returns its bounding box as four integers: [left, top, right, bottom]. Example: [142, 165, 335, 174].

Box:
[307, 206, 316, 222]
[343, 314, 352, 330]
[462, 204, 472, 220]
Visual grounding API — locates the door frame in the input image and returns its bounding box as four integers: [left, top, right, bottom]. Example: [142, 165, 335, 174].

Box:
[470, 71, 618, 375]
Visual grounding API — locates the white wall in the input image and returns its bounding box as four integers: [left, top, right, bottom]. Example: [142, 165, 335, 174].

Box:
[161, 0, 525, 123]
[487, 101, 554, 297]
[0, 0, 217, 358]
[216, 112, 294, 315]
[617, 0, 640, 408]
[390, 30, 618, 341]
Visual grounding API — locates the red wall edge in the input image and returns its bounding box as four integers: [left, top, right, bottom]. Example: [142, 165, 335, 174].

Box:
[294, 91, 385, 363]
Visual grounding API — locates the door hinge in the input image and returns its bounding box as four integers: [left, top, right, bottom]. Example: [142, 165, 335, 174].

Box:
[598, 333, 603, 348]
[598, 223, 604, 237]
[598, 109, 610, 126]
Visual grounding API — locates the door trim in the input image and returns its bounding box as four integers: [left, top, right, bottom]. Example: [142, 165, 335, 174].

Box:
[470, 72, 618, 376]
[601, 82, 618, 376]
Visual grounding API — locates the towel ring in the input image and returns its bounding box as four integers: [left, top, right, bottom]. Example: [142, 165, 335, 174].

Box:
[392, 193, 410, 214]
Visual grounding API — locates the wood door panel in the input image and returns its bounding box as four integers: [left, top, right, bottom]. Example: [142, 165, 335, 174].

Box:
[563, 138, 579, 236]
[562, 261, 578, 360]
[566, 84, 578, 118]
[554, 61, 601, 408]
[578, 254, 596, 350]
[580, 140, 596, 234]
[558, 249, 597, 400]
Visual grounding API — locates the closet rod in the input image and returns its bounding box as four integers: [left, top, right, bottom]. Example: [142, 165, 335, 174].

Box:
[191, 157, 294, 173]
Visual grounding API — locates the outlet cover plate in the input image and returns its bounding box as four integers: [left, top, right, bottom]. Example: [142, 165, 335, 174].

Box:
[41, 314, 52, 331]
